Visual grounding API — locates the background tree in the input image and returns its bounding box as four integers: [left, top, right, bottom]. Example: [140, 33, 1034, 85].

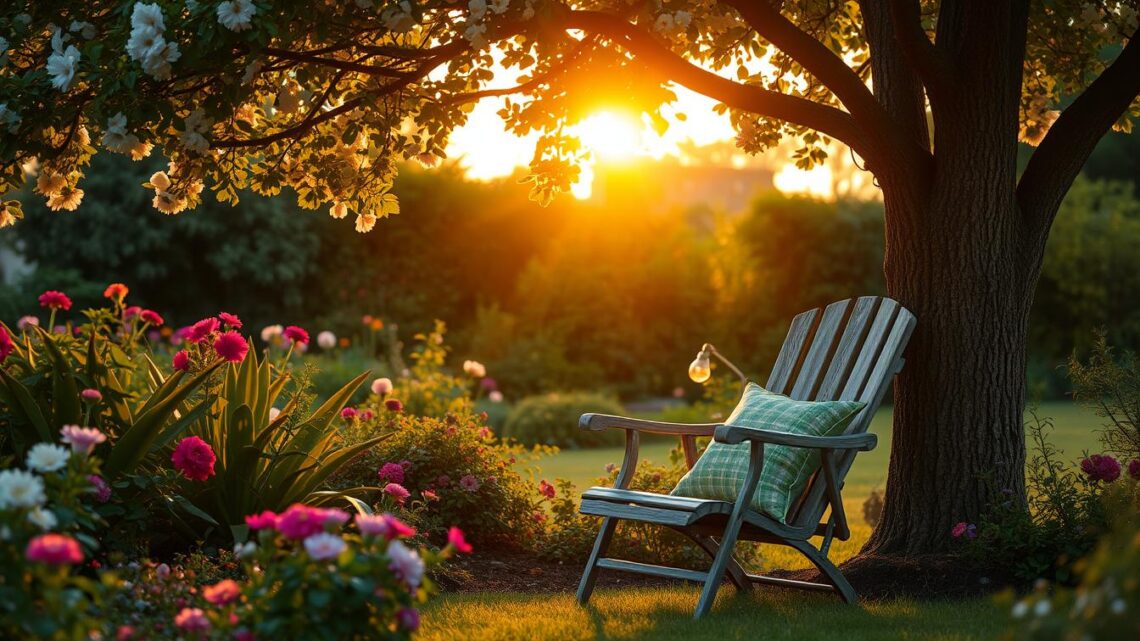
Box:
[2, 0, 1138, 554]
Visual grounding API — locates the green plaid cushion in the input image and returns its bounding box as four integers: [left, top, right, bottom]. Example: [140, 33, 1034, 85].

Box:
[670, 383, 864, 523]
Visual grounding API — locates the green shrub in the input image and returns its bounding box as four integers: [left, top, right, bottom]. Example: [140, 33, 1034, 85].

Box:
[502, 392, 626, 449]
[1070, 333, 1140, 460]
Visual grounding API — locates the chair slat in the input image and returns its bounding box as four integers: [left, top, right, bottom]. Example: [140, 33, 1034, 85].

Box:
[815, 297, 881, 400]
[788, 299, 853, 400]
[765, 309, 819, 395]
[839, 298, 901, 402]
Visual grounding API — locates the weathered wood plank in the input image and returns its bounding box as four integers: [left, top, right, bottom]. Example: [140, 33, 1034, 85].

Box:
[580, 413, 718, 437]
[766, 308, 820, 394]
[596, 558, 709, 583]
[816, 296, 880, 400]
[582, 487, 734, 515]
[579, 500, 698, 527]
[839, 298, 900, 402]
[789, 299, 854, 400]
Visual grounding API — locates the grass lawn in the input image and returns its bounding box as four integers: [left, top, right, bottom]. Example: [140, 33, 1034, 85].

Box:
[421, 587, 1008, 641]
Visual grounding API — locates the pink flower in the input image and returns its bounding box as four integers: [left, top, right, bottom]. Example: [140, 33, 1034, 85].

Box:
[422, 489, 438, 501]
[16, 315, 38, 330]
[303, 532, 346, 560]
[139, 309, 164, 325]
[384, 483, 411, 505]
[60, 425, 107, 455]
[87, 475, 112, 503]
[447, 527, 473, 554]
[385, 398, 404, 413]
[203, 579, 241, 605]
[186, 317, 220, 343]
[378, 462, 405, 484]
[340, 407, 358, 420]
[478, 427, 492, 440]
[275, 504, 326, 540]
[319, 507, 350, 528]
[539, 479, 556, 499]
[436, 475, 451, 487]
[371, 377, 393, 395]
[156, 563, 170, 579]
[459, 474, 480, 492]
[103, 283, 129, 301]
[244, 511, 278, 530]
[26, 534, 83, 565]
[171, 436, 217, 481]
[283, 325, 309, 345]
[532, 511, 547, 524]
[951, 522, 968, 538]
[218, 312, 242, 329]
[174, 608, 210, 631]
[124, 306, 142, 318]
[0, 326, 14, 363]
[356, 513, 416, 539]
[360, 410, 374, 421]
[172, 350, 191, 371]
[397, 608, 420, 631]
[1081, 454, 1121, 482]
[213, 331, 249, 363]
[38, 290, 72, 311]
[80, 388, 102, 403]
[1129, 459, 1140, 480]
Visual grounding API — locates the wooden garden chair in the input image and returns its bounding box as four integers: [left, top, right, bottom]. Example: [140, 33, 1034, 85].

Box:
[574, 296, 915, 618]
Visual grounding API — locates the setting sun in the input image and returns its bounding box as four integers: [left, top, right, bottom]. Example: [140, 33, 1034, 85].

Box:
[573, 111, 644, 161]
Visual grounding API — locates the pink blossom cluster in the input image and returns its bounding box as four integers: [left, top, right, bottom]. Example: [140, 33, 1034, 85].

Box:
[171, 436, 217, 481]
[1081, 454, 1122, 482]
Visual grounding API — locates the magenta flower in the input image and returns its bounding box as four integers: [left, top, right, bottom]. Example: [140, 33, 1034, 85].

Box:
[218, 312, 242, 329]
[384, 483, 411, 505]
[282, 325, 309, 345]
[171, 436, 216, 481]
[174, 608, 210, 632]
[539, 479, 556, 499]
[80, 388, 103, 403]
[356, 513, 416, 539]
[87, 474, 112, 503]
[124, 306, 142, 318]
[0, 326, 14, 363]
[1129, 459, 1140, 480]
[385, 398, 404, 413]
[172, 350, 191, 372]
[38, 290, 72, 311]
[397, 608, 420, 632]
[951, 522, 967, 538]
[1081, 454, 1121, 482]
[378, 462, 405, 485]
[447, 527, 473, 554]
[340, 407, 358, 421]
[186, 317, 220, 343]
[25, 534, 83, 565]
[275, 504, 326, 540]
[60, 425, 107, 455]
[459, 474, 480, 492]
[203, 579, 241, 606]
[213, 331, 249, 363]
[139, 309, 164, 325]
[244, 510, 278, 530]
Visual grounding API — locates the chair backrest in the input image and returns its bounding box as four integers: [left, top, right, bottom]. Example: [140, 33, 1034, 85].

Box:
[763, 296, 915, 530]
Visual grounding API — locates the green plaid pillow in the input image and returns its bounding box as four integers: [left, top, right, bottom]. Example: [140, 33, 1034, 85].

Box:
[670, 383, 864, 523]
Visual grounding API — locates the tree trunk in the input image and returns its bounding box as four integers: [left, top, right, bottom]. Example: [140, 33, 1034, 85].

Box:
[865, 122, 1043, 553]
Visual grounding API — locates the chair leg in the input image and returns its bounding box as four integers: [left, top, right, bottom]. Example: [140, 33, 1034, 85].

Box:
[694, 514, 745, 619]
[577, 516, 618, 605]
[688, 534, 751, 593]
[787, 539, 858, 604]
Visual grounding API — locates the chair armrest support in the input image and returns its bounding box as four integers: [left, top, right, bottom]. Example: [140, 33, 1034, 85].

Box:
[713, 425, 877, 451]
[580, 413, 719, 437]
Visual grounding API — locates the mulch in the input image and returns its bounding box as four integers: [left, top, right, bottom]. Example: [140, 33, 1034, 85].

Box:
[439, 549, 1011, 601]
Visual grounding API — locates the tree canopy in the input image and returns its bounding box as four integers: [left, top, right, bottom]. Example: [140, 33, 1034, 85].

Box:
[1, 1, 1136, 231]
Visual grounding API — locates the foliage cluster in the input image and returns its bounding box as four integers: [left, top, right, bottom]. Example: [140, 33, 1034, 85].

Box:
[502, 391, 625, 449]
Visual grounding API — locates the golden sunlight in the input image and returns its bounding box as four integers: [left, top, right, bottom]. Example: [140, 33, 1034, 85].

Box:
[573, 111, 644, 161]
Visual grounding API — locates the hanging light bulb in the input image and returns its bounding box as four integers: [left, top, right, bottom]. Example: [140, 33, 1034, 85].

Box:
[688, 346, 712, 383]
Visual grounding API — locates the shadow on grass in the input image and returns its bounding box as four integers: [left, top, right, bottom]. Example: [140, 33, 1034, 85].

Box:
[421, 585, 1006, 641]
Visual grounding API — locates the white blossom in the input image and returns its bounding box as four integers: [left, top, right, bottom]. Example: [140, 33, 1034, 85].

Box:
[0, 103, 19, 133]
[382, 2, 417, 32]
[241, 59, 263, 85]
[304, 533, 347, 560]
[0, 36, 9, 67]
[355, 212, 377, 233]
[468, 0, 487, 21]
[140, 39, 180, 81]
[179, 108, 212, 154]
[27, 443, 70, 473]
[489, 0, 510, 14]
[387, 540, 425, 587]
[126, 25, 162, 62]
[463, 360, 486, 378]
[70, 21, 96, 39]
[46, 32, 81, 92]
[463, 21, 488, 48]
[233, 541, 257, 558]
[329, 201, 348, 219]
[102, 113, 146, 157]
[674, 11, 692, 28]
[217, 0, 257, 32]
[0, 469, 46, 509]
[131, 3, 166, 33]
[653, 13, 674, 34]
[27, 507, 58, 531]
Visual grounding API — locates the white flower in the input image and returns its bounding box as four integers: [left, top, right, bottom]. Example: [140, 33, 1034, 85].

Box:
[233, 541, 257, 558]
[0, 469, 47, 509]
[371, 377, 393, 395]
[382, 2, 417, 33]
[355, 213, 377, 233]
[489, 0, 510, 14]
[317, 331, 337, 350]
[0, 103, 20, 133]
[46, 39, 81, 92]
[103, 113, 144, 156]
[179, 108, 212, 154]
[463, 360, 486, 378]
[260, 324, 283, 342]
[653, 13, 674, 34]
[27, 507, 57, 531]
[463, 21, 488, 48]
[131, 3, 166, 33]
[217, 0, 257, 32]
[241, 59, 263, 85]
[489, 390, 504, 403]
[1033, 599, 1051, 617]
[387, 540, 424, 587]
[329, 201, 348, 219]
[140, 39, 180, 80]
[35, 171, 66, 196]
[70, 21, 96, 39]
[17, 315, 38, 329]
[304, 532, 346, 560]
[27, 443, 70, 473]
[674, 11, 692, 28]
[468, 0, 487, 21]
[0, 36, 9, 67]
[126, 25, 162, 62]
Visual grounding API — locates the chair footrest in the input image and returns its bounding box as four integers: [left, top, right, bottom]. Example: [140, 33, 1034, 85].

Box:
[596, 558, 708, 583]
[747, 573, 836, 592]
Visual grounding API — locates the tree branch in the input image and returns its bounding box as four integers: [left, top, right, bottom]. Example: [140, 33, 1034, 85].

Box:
[1017, 30, 1140, 240]
[885, 0, 955, 103]
[562, 10, 872, 161]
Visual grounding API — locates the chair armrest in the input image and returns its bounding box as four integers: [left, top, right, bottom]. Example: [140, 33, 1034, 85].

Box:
[713, 425, 877, 451]
[579, 413, 719, 437]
